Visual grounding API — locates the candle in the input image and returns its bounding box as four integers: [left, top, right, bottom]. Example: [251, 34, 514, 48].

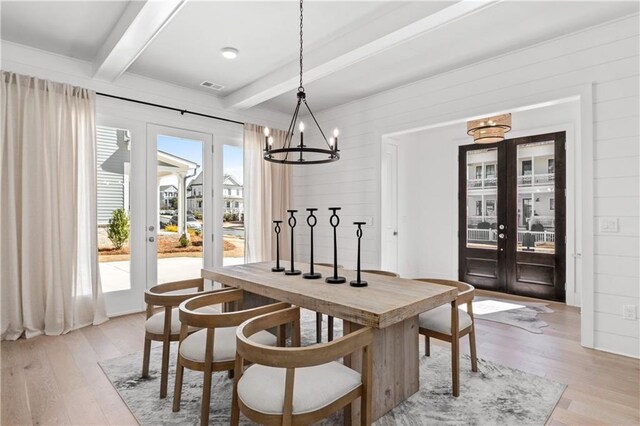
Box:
[333, 128, 339, 151]
[264, 127, 270, 151]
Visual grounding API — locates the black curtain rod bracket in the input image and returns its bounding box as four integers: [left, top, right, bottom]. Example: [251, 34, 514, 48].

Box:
[96, 92, 244, 126]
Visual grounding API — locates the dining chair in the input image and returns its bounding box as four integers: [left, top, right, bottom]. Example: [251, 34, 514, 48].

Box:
[414, 278, 478, 397]
[231, 306, 374, 425]
[314, 262, 343, 343]
[173, 289, 289, 426]
[360, 269, 399, 277]
[143, 278, 222, 398]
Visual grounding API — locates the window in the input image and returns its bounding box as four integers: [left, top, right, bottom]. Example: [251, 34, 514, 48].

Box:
[234, 201, 239, 208]
[475, 200, 482, 216]
[550, 198, 555, 210]
[226, 201, 231, 208]
[486, 164, 496, 178]
[548, 159, 555, 174]
[475, 165, 482, 179]
[522, 160, 532, 176]
[486, 200, 495, 216]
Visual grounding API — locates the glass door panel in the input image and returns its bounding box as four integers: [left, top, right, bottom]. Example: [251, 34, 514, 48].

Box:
[222, 144, 245, 266]
[466, 147, 499, 250]
[156, 135, 205, 283]
[515, 140, 555, 254]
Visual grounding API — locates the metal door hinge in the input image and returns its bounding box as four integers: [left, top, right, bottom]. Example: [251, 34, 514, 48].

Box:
[211, 145, 215, 154]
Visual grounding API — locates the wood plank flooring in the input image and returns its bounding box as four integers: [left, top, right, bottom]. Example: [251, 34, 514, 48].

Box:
[1, 291, 638, 425]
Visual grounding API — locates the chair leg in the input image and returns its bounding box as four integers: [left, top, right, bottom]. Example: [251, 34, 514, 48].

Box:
[316, 312, 322, 343]
[231, 356, 242, 426]
[469, 328, 478, 373]
[201, 365, 213, 426]
[328, 316, 334, 342]
[424, 335, 430, 357]
[142, 337, 151, 377]
[173, 359, 184, 412]
[452, 338, 460, 397]
[160, 336, 171, 398]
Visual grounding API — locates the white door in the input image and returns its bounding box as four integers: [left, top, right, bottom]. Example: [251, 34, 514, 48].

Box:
[381, 143, 399, 272]
[146, 124, 214, 287]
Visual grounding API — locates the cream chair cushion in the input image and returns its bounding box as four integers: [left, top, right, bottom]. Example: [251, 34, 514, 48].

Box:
[145, 306, 218, 335]
[418, 305, 473, 335]
[237, 361, 361, 415]
[179, 327, 277, 363]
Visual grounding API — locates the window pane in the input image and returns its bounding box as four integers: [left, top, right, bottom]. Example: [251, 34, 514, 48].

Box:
[223, 145, 245, 265]
[516, 140, 555, 254]
[466, 148, 498, 249]
[97, 126, 132, 292]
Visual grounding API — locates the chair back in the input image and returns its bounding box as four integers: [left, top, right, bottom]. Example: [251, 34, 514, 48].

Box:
[361, 269, 399, 277]
[414, 278, 475, 305]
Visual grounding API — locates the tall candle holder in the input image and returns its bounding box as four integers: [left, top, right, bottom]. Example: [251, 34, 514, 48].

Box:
[325, 207, 346, 284]
[303, 208, 321, 279]
[271, 220, 285, 272]
[285, 210, 301, 275]
[350, 222, 368, 287]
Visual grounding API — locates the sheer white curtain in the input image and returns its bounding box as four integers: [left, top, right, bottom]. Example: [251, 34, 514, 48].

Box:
[244, 124, 292, 263]
[1, 71, 107, 340]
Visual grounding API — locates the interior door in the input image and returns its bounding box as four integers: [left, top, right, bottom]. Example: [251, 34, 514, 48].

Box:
[381, 143, 399, 272]
[458, 132, 566, 301]
[458, 143, 507, 292]
[146, 125, 214, 287]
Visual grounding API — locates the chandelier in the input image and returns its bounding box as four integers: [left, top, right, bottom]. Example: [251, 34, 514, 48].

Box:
[263, 0, 339, 165]
[467, 113, 512, 144]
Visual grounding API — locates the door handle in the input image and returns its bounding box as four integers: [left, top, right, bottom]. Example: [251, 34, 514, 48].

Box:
[498, 233, 505, 239]
[393, 231, 398, 236]
[148, 237, 155, 242]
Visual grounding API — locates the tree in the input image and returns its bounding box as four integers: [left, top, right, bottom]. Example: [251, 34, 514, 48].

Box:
[169, 197, 178, 209]
[107, 208, 130, 250]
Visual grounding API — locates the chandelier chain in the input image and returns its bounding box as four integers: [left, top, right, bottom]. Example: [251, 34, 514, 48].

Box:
[299, 0, 304, 91]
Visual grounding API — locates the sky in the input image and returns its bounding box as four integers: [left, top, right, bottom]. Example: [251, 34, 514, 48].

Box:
[157, 135, 243, 186]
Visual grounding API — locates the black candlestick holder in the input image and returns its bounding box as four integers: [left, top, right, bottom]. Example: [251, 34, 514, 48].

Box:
[272, 220, 285, 272]
[285, 210, 301, 275]
[325, 207, 346, 284]
[303, 208, 322, 279]
[350, 222, 368, 287]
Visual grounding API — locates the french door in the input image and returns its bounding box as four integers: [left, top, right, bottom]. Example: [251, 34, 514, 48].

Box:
[98, 120, 214, 316]
[458, 132, 566, 301]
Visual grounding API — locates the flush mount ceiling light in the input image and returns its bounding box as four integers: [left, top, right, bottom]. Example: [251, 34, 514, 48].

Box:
[263, 0, 339, 165]
[467, 113, 512, 144]
[221, 47, 239, 59]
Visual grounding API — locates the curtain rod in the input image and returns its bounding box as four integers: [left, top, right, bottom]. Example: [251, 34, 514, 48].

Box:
[96, 92, 245, 126]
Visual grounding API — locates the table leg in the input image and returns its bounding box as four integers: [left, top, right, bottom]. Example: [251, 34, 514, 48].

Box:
[343, 316, 419, 423]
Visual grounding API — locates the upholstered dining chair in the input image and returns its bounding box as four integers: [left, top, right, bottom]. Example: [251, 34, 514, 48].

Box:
[173, 289, 289, 426]
[143, 278, 222, 398]
[414, 279, 478, 397]
[231, 306, 374, 426]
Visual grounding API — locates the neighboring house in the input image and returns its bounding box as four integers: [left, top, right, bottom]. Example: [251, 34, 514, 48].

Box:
[159, 185, 178, 209]
[223, 174, 244, 217]
[187, 173, 244, 218]
[187, 172, 203, 211]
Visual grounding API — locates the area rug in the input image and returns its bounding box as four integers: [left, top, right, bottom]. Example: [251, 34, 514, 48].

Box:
[100, 310, 565, 425]
[468, 297, 554, 334]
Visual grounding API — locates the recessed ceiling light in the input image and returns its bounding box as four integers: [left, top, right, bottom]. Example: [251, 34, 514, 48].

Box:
[221, 47, 238, 59]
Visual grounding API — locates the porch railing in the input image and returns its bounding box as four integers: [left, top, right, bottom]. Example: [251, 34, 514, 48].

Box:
[467, 229, 555, 243]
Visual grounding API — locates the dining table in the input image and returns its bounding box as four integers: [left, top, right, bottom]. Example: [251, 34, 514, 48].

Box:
[201, 261, 457, 423]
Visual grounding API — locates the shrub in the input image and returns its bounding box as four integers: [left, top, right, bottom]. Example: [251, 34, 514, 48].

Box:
[223, 212, 233, 222]
[193, 210, 202, 220]
[179, 233, 190, 247]
[107, 208, 129, 250]
[164, 224, 178, 233]
[187, 228, 201, 237]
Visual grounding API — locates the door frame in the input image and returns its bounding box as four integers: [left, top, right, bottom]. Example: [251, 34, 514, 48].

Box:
[380, 142, 399, 273]
[146, 124, 215, 288]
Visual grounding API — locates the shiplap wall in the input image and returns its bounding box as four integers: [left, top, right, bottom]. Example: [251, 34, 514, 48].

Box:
[293, 14, 639, 357]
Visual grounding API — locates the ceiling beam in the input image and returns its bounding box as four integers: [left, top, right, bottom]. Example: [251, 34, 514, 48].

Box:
[93, 0, 187, 81]
[224, 0, 501, 110]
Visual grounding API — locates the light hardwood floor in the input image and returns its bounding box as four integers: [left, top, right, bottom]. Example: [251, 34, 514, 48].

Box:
[1, 291, 638, 425]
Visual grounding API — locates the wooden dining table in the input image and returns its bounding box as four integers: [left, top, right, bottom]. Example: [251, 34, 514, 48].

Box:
[201, 262, 457, 423]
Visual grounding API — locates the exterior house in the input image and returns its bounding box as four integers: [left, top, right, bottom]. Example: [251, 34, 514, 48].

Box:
[187, 173, 244, 218]
[159, 185, 178, 209]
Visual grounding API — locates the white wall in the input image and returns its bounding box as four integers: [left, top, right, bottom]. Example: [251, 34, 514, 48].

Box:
[293, 14, 639, 357]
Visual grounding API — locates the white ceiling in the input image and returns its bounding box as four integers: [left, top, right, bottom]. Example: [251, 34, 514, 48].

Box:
[1, 1, 638, 113]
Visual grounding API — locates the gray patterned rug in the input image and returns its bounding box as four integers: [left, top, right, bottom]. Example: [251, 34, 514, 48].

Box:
[471, 298, 554, 334]
[100, 310, 565, 425]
